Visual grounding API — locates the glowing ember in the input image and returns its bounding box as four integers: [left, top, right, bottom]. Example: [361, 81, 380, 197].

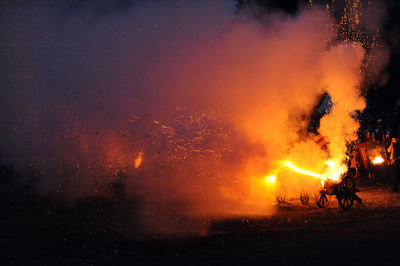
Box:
[134, 151, 143, 168]
[372, 156, 384, 165]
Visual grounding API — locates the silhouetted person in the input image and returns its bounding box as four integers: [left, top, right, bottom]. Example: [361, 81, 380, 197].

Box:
[388, 130, 400, 192]
[373, 119, 385, 144]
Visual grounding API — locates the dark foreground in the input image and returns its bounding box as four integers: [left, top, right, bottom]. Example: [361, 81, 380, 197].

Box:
[1, 176, 400, 265]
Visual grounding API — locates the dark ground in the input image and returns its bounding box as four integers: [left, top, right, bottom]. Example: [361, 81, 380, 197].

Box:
[2, 172, 400, 265]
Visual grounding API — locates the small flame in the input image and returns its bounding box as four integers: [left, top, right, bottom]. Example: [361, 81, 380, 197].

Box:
[372, 156, 384, 165]
[134, 150, 143, 168]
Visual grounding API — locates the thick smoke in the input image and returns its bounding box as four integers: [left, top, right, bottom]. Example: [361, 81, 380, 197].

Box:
[0, 0, 388, 233]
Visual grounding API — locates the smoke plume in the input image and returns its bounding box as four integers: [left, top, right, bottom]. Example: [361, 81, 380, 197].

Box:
[0, 0, 388, 233]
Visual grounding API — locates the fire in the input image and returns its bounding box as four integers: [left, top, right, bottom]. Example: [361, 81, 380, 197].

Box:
[283, 159, 343, 182]
[134, 150, 143, 168]
[284, 161, 324, 179]
[325, 160, 335, 169]
[264, 175, 277, 184]
[372, 156, 384, 165]
[323, 160, 345, 182]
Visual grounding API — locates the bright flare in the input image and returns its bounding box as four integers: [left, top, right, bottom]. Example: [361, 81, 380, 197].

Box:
[325, 160, 335, 169]
[284, 161, 323, 179]
[324, 159, 344, 182]
[264, 175, 277, 184]
[283, 160, 343, 182]
[372, 156, 384, 165]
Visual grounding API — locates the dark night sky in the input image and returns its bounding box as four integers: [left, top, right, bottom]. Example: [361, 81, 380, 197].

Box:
[0, 0, 236, 170]
[1, 0, 398, 115]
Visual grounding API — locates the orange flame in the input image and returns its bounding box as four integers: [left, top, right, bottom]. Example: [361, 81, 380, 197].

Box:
[372, 156, 384, 165]
[284, 161, 324, 179]
[283, 159, 343, 182]
[264, 175, 277, 184]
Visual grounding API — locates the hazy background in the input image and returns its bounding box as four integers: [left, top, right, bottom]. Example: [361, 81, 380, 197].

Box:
[0, 0, 392, 233]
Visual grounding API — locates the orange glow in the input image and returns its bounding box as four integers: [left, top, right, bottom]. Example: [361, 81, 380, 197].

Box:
[264, 175, 277, 184]
[283, 160, 342, 182]
[134, 150, 143, 168]
[323, 160, 344, 182]
[325, 160, 335, 169]
[372, 156, 384, 165]
[284, 161, 323, 179]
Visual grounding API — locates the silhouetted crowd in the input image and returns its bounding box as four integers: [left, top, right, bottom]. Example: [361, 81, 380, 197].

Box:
[352, 99, 400, 191]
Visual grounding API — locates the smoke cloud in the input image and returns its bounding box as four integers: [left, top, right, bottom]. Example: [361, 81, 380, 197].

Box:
[0, 0, 388, 233]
